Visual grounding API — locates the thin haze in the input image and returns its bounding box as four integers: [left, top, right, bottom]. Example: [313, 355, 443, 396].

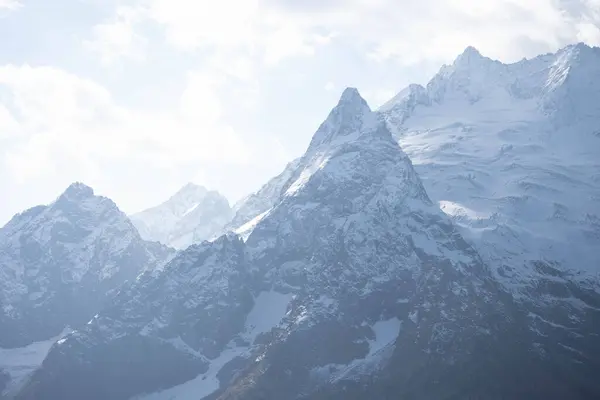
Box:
[1, 0, 599, 224]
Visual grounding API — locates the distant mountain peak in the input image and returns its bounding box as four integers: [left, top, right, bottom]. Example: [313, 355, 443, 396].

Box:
[180, 182, 202, 191]
[452, 45, 489, 66]
[170, 182, 208, 200]
[131, 184, 232, 249]
[460, 45, 483, 57]
[61, 182, 94, 199]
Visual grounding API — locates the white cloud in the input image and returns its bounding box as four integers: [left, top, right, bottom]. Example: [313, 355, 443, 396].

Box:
[0, 105, 19, 138]
[88, 0, 600, 70]
[0, 65, 115, 131]
[84, 6, 148, 65]
[283, 0, 597, 64]
[89, 0, 333, 68]
[577, 21, 600, 45]
[0, 0, 20, 11]
[0, 64, 250, 202]
[147, 0, 261, 51]
[571, 0, 600, 46]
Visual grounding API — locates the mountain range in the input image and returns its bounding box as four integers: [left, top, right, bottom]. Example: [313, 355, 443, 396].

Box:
[1, 43, 599, 400]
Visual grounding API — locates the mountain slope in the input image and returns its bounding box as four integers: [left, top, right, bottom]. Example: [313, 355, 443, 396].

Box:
[131, 183, 232, 249]
[14, 88, 589, 400]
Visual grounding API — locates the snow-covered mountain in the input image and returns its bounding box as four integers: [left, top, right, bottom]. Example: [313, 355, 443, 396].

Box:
[0, 182, 174, 347]
[379, 44, 600, 397]
[131, 183, 233, 249]
[0, 183, 174, 396]
[379, 43, 600, 372]
[380, 43, 600, 288]
[7, 44, 600, 400]
[14, 87, 596, 400]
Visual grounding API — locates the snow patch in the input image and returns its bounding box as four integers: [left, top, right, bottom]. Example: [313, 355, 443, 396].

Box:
[233, 209, 271, 241]
[0, 329, 70, 396]
[310, 317, 401, 384]
[182, 203, 199, 217]
[285, 159, 326, 197]
[134, 291, 292, 400]
[439, 201, 490, 221]
[243, 291, 293, 343]
[134, 345, 247, 400]
[368, 318, 402, 357]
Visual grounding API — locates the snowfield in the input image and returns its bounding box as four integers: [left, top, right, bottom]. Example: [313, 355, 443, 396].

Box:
[380, 43, 600, 294]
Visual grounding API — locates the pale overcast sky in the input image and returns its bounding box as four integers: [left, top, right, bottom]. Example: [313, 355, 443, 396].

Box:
[1, 0, 599, 224]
